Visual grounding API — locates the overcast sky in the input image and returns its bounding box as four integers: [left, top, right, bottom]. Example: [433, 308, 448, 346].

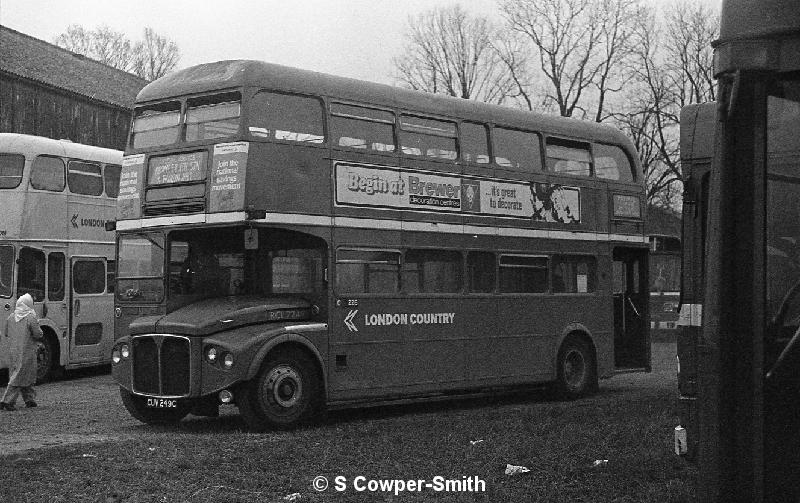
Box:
[1, 0, 501, 85]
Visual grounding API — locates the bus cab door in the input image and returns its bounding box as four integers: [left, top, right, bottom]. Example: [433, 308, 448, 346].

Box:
[613, 247, 650, 369]
[69, 256, 112, 364]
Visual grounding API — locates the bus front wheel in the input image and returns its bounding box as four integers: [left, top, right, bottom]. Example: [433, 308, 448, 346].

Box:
[35, 336, 61, 384]
[554, 336, 597, 399]
[119, 388, 191, 424]
[239, 349, 321, 431]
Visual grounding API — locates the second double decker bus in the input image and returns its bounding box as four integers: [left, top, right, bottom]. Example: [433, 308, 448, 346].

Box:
[110, 60, 650, 429]
[0, 133, 121, 382]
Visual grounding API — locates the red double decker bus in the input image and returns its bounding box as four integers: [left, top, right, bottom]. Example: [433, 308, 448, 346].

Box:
[110, 60, 650, 430]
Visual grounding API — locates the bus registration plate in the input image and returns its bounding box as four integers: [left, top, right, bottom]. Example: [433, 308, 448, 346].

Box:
[146, 398, 178, 408]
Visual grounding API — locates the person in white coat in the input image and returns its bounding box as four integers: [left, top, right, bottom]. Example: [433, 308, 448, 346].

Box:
[1, 293, 43, 411]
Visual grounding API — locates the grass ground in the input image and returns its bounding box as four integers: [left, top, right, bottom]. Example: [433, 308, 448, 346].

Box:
[0, 343, 694, 502]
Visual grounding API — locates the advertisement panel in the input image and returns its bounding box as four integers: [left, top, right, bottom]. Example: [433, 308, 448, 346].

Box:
[335, 162, 580, 224]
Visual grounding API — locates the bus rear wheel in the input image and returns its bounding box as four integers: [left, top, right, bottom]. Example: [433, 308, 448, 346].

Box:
[554, 336, 597, 399]
[119, 387, 190, 424]
[239, 349, 321, 431]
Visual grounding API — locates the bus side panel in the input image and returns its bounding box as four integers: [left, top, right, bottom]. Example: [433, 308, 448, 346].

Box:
[401, 297, 466, 391]
[328, 295, 408, 400]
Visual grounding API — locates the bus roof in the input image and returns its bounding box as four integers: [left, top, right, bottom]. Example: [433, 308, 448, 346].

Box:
[0, 133, 122, 164]
[716, 0, 800, 74]
[136, 59, 636, 151]
[718, 0, 800, 45]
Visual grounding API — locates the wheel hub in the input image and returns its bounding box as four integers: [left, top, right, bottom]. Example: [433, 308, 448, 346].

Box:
[564, 349, 586, 387]
[266, 365, 302, 408]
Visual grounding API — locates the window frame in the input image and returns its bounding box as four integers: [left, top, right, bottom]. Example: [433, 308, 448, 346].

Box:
[335, 247, 402, 295]
[399, 114, 458, 161]
[29, 155, 66, 192]
[545, 137, 593, 177]
[593, 142, 636, 182]
[460, 122, 491, 165]
[67, 159, 104, 196]
[498, 254, 550, 294]
[72, 258, 108, 295]
[185, 91, 242, 143]
[551, 254, 598, 294]
[248, 90, 327, 145]
[329, 102, 397, 154]
[402, 248, 464, 295]
[491, 126, 543, 172]
[0, 153, 25, 189]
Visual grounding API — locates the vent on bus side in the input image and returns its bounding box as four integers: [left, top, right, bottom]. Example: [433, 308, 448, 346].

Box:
[143, 200, 205, 217]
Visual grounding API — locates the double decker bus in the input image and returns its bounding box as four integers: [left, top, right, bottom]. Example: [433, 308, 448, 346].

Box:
[649, 233, 681, 338]
[676, 0, 800, 500]
[0, 133, 121, 382]
[110, 60, 650, 430]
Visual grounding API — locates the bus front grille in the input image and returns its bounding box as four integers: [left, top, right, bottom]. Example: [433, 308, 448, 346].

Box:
[132, 335, 190, 397]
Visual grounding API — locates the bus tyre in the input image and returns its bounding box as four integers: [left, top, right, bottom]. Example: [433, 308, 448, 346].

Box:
[554, 336, 597, 400]
[119, 387, 190, 424]
[35, 336, 60, 384]
[240, 349, 321, 431]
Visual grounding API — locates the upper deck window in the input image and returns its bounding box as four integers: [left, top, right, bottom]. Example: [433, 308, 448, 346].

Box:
[330, 103, 395, 152]
[461, 122, 490, 165]
[67, 161, 103, 196]
[400, 115, 457, 160]
[547, 138, 592, 177]
[30, 155, 65, 192]
[0, 153, 24, 189]
[105, 164, 122, 197]
[493, 128, 542, 171]
[132, 101, 182, 149]
[595, 143, 635, 182]
[186, 92, 241, 142]
[250, 91, 325, 143]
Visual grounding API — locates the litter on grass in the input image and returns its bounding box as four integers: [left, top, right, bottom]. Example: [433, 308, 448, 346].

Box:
[505, 464, 531, 475]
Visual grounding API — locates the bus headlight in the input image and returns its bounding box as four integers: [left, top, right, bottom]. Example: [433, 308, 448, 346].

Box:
[120, 344, 130, 359]
[223, 353, 234, 369]
[112, 348, 121, 364]
[206, 347, 218, 363]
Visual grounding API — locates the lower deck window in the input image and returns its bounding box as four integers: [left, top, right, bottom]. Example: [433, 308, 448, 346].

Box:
[336, 249, 400, 294]
[552, 255, 596, 293]
[499, 255, 548, 293]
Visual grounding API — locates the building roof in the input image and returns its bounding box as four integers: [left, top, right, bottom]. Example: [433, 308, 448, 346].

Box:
[0, 25, 148, 108]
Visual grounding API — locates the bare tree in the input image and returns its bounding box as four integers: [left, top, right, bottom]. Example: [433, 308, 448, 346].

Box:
[53, 25, 94, 56]
[499, 0, 640, 120]
[132, 27, 181, 81]
[615, 1, 717, 207]
[394, 5, 519, 104]
[54, 25, 180, 80]
[91, 26, 134, 71]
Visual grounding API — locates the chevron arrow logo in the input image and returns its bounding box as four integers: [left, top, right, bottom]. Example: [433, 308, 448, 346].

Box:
[344, 310, 358, 332]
